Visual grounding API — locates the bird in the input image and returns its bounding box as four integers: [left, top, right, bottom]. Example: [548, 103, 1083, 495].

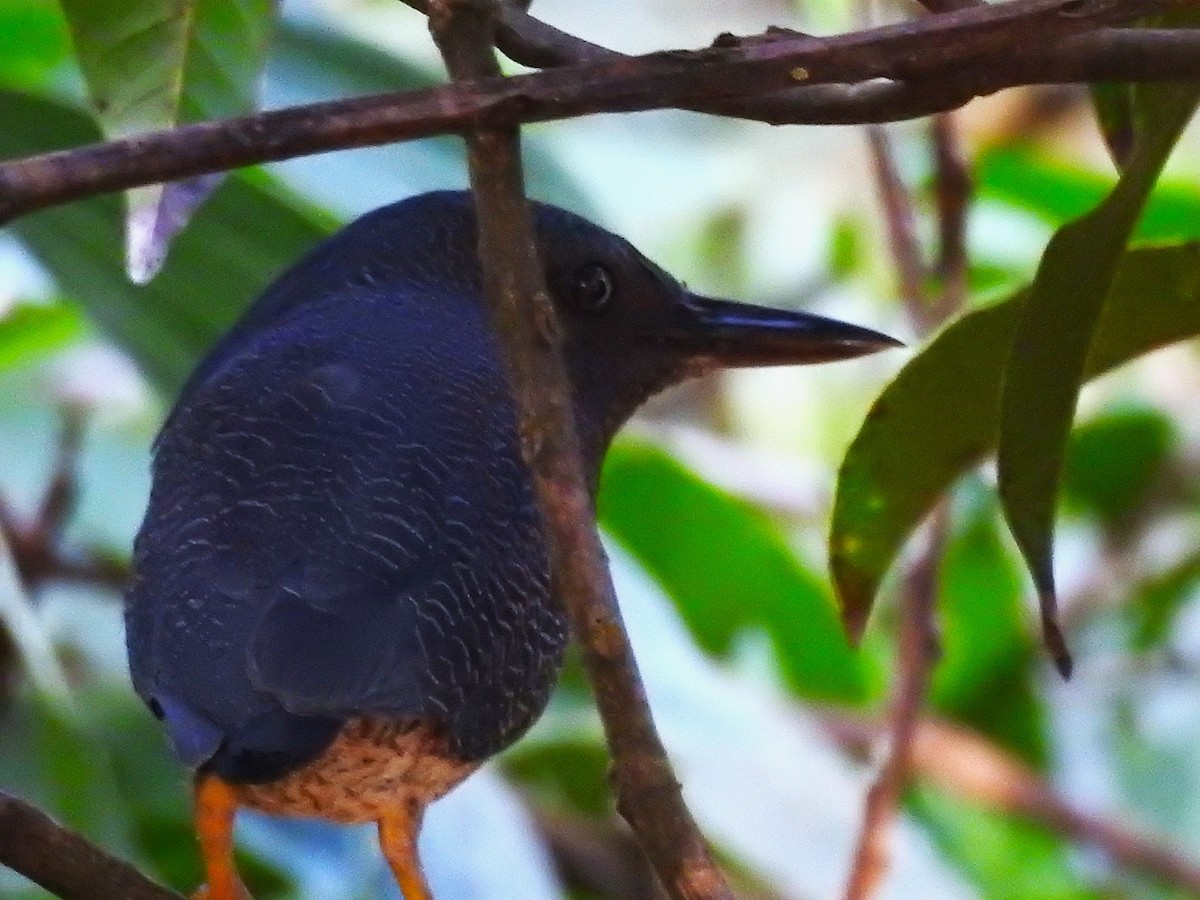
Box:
[123, 190, 899, 900]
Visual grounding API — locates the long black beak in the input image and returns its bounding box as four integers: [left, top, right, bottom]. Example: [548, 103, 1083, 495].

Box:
[663, 294, 902, 367]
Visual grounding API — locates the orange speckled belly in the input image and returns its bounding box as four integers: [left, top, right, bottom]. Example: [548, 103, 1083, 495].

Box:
[231, 718, 476, 823]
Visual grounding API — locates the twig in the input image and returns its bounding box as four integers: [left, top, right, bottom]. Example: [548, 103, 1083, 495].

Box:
[826, 716, 1200, 894]
[0, 1, 1194, 223]
[843, 506, 947, 900]
[844, 102, 973, 898]
[0, 791, 184, 900]
[427, 1, 732, 897]
[865, 126, 927, 314]
[0, 409, 130, 593]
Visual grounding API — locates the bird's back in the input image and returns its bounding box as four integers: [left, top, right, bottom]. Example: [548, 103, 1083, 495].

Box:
[126, 212, 566, 782]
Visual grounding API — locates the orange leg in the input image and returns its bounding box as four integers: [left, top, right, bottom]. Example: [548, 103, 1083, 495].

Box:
[193, 775, 248, 900]
[378, 802, 431, 900]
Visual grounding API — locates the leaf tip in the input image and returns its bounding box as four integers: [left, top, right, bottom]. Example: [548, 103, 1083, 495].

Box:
[1039, 590, 1074, 679]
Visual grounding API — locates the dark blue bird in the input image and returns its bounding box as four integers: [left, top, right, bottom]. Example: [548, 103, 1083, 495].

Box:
[124, 191, 898, 900]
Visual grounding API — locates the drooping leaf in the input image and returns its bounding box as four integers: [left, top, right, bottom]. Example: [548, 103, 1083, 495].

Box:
[1090, 83, 1136, 170]
[601, 440, 875, 705]
[997, 78, 1199, 671]
[0, 90, 333, 394]
[58, 0, 280, 281]
[932, 480, 1046, 766]
[0, 302, 85, 370]
[831, 242, 1200, 636]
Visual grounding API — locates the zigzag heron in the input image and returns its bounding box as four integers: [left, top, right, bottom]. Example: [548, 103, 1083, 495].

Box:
[124, 191, 898, 899]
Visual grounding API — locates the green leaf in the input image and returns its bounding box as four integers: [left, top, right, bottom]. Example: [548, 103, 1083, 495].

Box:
[1126, 549, 1200, 652]
[831, 242, 1200, 636]
[601, 440, 875, 705]
[1090, 83, 1136, 170]
[1062, 406, 1175, 527]
[978, 147, 1200, 243]
[0, 302, 85, 370]
[0, 0, 74, 91]
[995, 80, 1200, 670]
[910, 786, 1102, 900]
[58, 0, 280, 281]
[932, 480, 1046, 766]
[0, 90, 333, 394]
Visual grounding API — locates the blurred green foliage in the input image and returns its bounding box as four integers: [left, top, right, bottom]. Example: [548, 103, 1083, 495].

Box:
[2, 2, 1200, 899]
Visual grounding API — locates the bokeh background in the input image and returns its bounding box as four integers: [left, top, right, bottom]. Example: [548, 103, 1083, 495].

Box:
[3, 1, 1200, 898]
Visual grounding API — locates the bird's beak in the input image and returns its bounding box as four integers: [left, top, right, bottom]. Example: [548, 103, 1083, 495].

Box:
[662, 294, 903, 367]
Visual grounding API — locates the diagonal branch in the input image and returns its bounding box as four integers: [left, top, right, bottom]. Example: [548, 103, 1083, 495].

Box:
[0, 0, 1195, 224]
[427, 1, 732, 897]
[0, 791, 184, 900]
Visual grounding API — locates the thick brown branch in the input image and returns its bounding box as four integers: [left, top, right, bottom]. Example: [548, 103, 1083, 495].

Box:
[0, 792, 184, 900]
[428, 2, 732, 897]
[0, 1, 1194, 223]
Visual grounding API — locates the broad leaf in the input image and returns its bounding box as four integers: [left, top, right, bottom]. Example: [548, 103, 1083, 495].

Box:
[997, 79, 1199, 671]
[831, 243, 1200, 635]
[0, 90, 333, 394]
[58, 0, 279, 281]
[978, 147, 1200, 242]
[602, 440, 875, 705]
[910, 786, 1102, 899]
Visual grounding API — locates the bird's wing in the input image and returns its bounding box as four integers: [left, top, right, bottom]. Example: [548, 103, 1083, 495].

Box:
[128, 291, 560, 762]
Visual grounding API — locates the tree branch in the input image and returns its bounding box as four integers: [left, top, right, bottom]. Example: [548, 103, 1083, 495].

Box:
[844, 507, 947, 900]
[427, 1, 731, 897]
[0, 0, 1194, 223]
[827, 716, 1200, 895]
[0, 791, 184, 900]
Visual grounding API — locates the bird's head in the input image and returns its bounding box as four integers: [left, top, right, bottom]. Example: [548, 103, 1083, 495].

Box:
[319, 192, 899, 469]
[523, 198, 901, 461]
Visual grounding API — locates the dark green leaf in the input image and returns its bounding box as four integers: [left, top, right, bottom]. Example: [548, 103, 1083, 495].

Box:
[1062, 407, 1175, 526]
[996, 80, 1199, 667]
[601, 440, 875, 705]
[831, 242, 1200, 634]
[1091, 83, 1136, 170]
[0, 90, 333, 395]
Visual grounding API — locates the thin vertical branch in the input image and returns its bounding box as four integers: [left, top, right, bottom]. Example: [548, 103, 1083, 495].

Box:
[843, 506, 947, 900]
[845, 111, 971, 899]
[865, 126, 928, 316]
[427, 2, 732, 897]
[930, 113, 972, 323]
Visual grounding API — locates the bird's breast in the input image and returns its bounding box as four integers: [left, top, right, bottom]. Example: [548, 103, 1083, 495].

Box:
[229, 716, 475, 823]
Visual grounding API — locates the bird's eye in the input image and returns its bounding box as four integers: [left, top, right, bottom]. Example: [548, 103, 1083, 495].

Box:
[572, 263, 614, 312]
